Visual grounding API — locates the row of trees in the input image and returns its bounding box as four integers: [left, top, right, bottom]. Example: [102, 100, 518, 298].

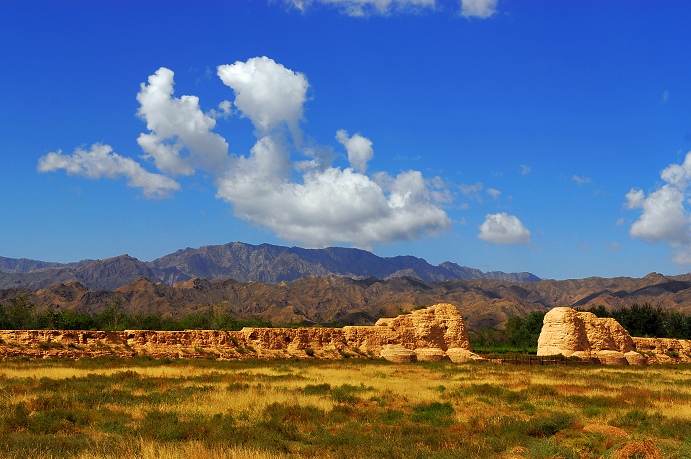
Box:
[0, 296, 271, 331]
[469, 311, 546, 354]
[580, 303, 691, 339]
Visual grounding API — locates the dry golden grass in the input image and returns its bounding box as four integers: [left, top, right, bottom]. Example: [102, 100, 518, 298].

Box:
[613, 439, 662, 459]
[1, 358, 690, 458]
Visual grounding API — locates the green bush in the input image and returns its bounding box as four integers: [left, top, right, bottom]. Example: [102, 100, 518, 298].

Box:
[411, 401, 454, 427]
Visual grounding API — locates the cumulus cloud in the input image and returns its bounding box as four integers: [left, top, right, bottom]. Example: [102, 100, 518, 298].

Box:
[216, 137, 451, 248]
[37, 143, 180, 199]
[285, 0, 435, 16]
[213, 57, 451, 248]
[217, 57, 308, 142]
[460, 0, 497, 18]
[38, 57, 453, 249]
[136, 67, 230, 177]
[626, 185, 689, 245]
[626, 151, 691, 264]
[336, 129, 373, 173]
[478, 213, 530, 244]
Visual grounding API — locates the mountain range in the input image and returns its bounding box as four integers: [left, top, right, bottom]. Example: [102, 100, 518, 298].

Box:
[0, 241, 539, 291]
[5, 242, 691, 331]
[2, 272, 691, 331]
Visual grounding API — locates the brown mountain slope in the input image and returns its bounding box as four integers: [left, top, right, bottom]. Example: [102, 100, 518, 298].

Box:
[4, 272, 691, 330]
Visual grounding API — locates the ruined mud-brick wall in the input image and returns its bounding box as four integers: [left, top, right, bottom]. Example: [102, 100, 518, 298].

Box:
[537, 307, 691, 365]
[632, 337, 691, 364]
[0, 303, 479, 363]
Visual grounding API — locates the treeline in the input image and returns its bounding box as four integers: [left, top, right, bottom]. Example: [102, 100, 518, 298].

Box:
[468, 311, 546, 354]
[0, 296, 272, 331]
[580, 303, 691, 339]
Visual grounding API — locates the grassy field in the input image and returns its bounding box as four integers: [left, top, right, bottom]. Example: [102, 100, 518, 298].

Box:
[0, 356, 689, 458]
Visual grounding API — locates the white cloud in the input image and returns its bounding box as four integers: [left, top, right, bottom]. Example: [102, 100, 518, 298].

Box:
[626, 152, 691, 265]
[478, 212, 531, 244]
[660, 152, 691, 190]
[459, 182, 483, 201]
[336, 129, 373, 173]
[671, 249, 691, 265]
[136, 67, 230, 176]
[486, 188, 500, 200]
[460, 0, 497, 18]
[572, 175, 591, 185]
[626, 185, 689, 245]
[217, 57, 308, 143]
[37, 144, 180, 199]
[519, 164, 531, 175]
[38, 57, 453, 249]
[217, 136, 451, 248]
[285, 0, 435, 16]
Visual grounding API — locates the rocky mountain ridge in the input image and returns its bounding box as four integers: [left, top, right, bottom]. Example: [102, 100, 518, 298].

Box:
[0, 242, 539, 291]
[3, 271, 691, 331]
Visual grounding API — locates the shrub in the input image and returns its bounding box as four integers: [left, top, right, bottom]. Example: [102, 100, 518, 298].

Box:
[411, 401, 454, 427]
[526, 412, 574, 437]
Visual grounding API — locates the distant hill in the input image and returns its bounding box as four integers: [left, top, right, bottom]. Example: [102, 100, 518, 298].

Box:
[2, 272, 691, 331]
[0, 242, 539, 290]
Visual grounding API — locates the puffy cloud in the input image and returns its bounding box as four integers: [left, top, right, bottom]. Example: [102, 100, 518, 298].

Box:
[217, 57, 308, 142]
[213, 57, 451, 248]
[217, 134, 451, 248]
[39, 57, 452, 249]
[285, 0, 435, 16]
[478, 212, 531, 244]
[626, 152, 691, 264]
[460, 0, 497, 18]
[626, 185, 689, 245]
[336, 130, 374, 173]
[660, 152, 691, 190]
[136, 67, 230, 176]
[37, 143, 180, 199]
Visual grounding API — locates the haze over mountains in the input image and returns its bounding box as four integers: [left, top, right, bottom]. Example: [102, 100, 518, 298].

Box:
[0, 242, 539, 291]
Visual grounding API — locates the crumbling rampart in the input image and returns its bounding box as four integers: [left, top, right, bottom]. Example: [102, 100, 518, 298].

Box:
[0, 303, 480, 363]
[537, 307, 691, 364]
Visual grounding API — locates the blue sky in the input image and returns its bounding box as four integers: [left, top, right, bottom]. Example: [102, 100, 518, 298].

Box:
[2, 0, 691, 280]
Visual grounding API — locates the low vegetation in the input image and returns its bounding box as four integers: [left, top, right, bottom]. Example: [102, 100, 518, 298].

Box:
[0, 297, 271, 331]
[469, 311, 545, 354]
[580, 303, 691, 339]
[0, 357, 689, 458]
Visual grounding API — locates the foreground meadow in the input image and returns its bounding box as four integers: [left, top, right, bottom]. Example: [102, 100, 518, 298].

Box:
[0, 357, 689, 459]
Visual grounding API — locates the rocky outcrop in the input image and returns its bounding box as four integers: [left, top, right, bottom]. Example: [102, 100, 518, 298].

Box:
[0, 303, 478, 362]
[537, 307, 691, 364]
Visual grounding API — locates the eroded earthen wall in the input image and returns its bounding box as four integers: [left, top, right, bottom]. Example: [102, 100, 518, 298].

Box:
[0, 303, 479, 362]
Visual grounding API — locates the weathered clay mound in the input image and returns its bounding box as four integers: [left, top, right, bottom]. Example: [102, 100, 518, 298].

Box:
[537, 307, 634, 364]
[537, 307, 691, 364]
[0, 303, 478, 362]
